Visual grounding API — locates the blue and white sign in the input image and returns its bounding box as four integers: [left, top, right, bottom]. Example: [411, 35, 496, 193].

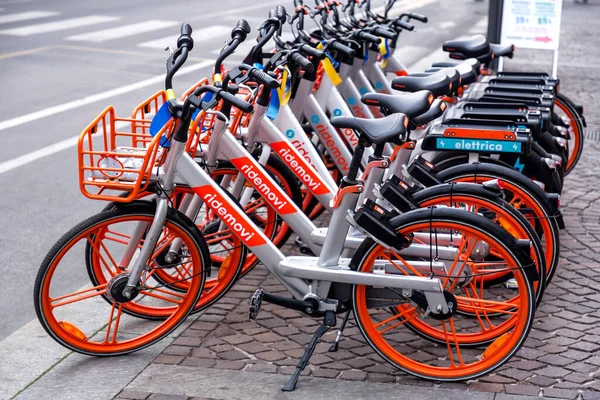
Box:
[436, 138, 522, 153]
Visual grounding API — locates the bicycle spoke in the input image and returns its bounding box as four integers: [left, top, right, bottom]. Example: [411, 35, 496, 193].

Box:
[50, 284, 107, 308]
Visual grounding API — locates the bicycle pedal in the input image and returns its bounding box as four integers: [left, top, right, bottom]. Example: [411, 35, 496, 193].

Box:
[294, 237, 315, 256]
[249, 288, 264, 320]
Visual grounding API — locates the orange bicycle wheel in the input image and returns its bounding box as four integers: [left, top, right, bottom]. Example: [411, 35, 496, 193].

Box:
[351, 208, 535, 381]
[416, 193, 546, 306]
[34, 203, 206, 355]
[555, 93, 585, 175]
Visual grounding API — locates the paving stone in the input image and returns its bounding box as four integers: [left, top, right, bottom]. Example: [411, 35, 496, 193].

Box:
[218, 349, 249, 361]
[148, 394, 189, 400]
[180, 357, 216, 368]
[278, 365, 311, 376]
[537, 354, 573, 366]
[221, 334, 253, 345]
[543, 387, 580, 399]
[583, 391, 600, 400]
[171, 337, 203, 347]
[536, 366, 572, 379]
[467, 382, 504, 393]
[255, 350, 287, 362]
[561, 349, 593, 361]
[245, 362, 278, 373]
[507, 360, 545, 371]
[565, 372, 593, 384]
[213, 360, 246, 370]
[190, 321, 218, 330]
[117, 390, 151, 400]
[190, 347, 217, 359]
[153, 355, 185, 365]
[236, 341, 271, 354]
[339, 370, 367, 381]
[525, 375, 557, 387]
[344, 357, 376, 369]
[162, 346, 192, 357]
[504, 384, 540, 397]
[252, 332, 285, 343]
[366, 373, 396, 384]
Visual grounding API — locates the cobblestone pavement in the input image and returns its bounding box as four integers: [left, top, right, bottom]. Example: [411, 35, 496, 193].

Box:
[117, 3, 600, 400]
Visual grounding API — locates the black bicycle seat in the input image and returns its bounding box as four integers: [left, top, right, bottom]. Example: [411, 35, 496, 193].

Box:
[392, 72, 452, 97]
[331, 114, 407, 145]
[361, 90, 433, 118]
[443, 34, 489, 58]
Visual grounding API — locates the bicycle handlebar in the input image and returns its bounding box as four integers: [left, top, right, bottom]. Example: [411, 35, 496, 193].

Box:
[165, 23, 194, 93]
[329, 40, 355, 58]
[400, 12, 427, 23]
[356, 30, 381, 44]
[214, 20, 251, 78]
[289, 51, 314, 72]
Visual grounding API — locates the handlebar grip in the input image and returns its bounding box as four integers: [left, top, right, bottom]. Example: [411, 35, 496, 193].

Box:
[373, 27, 397, 40]
[249, 69, 280, 89]
[300, 44, 325, 59]
[232, 19, 251, 40]
[276, 5, 287, 22]
[408, 12, 428, 22]
[177, 23, 194, 50]
[394, 20, 415, 31]
[294, 0, 303, 6]
[330, 41, 355, 58]
[357, 31, 381, 44]
[219, 91, 254, 113]
[289, 52, 314, 72]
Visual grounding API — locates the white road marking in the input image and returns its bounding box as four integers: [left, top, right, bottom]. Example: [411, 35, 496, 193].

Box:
[0, 0, 37, 4]
[138, 24, 231, 50]
[0, 15, 119, 36]
[0, 10, 58, 24]
[468, 17, 488, 34]
[0, 60, 213, 175]
[67, 19, 178, 43]
[372, 0, 438, 17]
[439, 21, 457, 29]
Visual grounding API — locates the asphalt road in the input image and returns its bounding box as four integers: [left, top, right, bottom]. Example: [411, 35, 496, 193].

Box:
[0, 0, 487, 341]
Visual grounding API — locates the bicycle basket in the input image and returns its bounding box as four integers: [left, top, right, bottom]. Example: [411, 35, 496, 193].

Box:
[78, 106, 172, 202]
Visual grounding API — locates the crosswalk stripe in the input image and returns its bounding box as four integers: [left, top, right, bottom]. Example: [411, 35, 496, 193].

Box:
[0, 15, 118, 36]
[0, 10, 59, 24]
[66, 19, 178, 43]
[138, 24, 231, 49]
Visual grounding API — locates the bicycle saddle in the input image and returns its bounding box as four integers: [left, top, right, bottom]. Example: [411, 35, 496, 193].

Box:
[412, 99, 447, 126]
[427, 64, 477, 86]
[490, 43, 515, 59]
[443, 34, 489, 58]
[361, 90, 433, 118]
[412, 68, 461, 94]
[331, 114, 408, 145]
[392, 72, 452, 98]
[431, 58, 481, 72]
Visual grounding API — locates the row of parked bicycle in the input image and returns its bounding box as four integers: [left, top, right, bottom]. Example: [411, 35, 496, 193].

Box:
[34, 0, 585, 391]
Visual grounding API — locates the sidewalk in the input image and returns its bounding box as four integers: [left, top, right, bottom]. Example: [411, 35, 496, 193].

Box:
[10, 2, 600, 400]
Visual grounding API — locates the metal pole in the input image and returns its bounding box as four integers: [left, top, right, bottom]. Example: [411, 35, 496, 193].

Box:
[551, 49, 559, 78]
[487, 0, 504, 72]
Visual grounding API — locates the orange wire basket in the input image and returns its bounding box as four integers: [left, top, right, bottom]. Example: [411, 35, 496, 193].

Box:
[77, 105, 172, 203]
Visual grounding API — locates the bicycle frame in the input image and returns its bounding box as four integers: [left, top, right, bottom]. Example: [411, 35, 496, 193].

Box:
[121, 122, 449, 313]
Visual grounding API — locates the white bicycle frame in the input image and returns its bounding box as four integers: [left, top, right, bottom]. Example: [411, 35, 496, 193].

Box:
[121, 108, 450, 314]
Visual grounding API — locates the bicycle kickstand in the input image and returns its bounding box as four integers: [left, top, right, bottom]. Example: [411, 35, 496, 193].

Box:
[329, 310, 351, 352]
[282, 310, 337, 392]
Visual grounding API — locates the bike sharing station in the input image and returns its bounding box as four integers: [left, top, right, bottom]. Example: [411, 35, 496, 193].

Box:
[31, 0, 589, 394]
